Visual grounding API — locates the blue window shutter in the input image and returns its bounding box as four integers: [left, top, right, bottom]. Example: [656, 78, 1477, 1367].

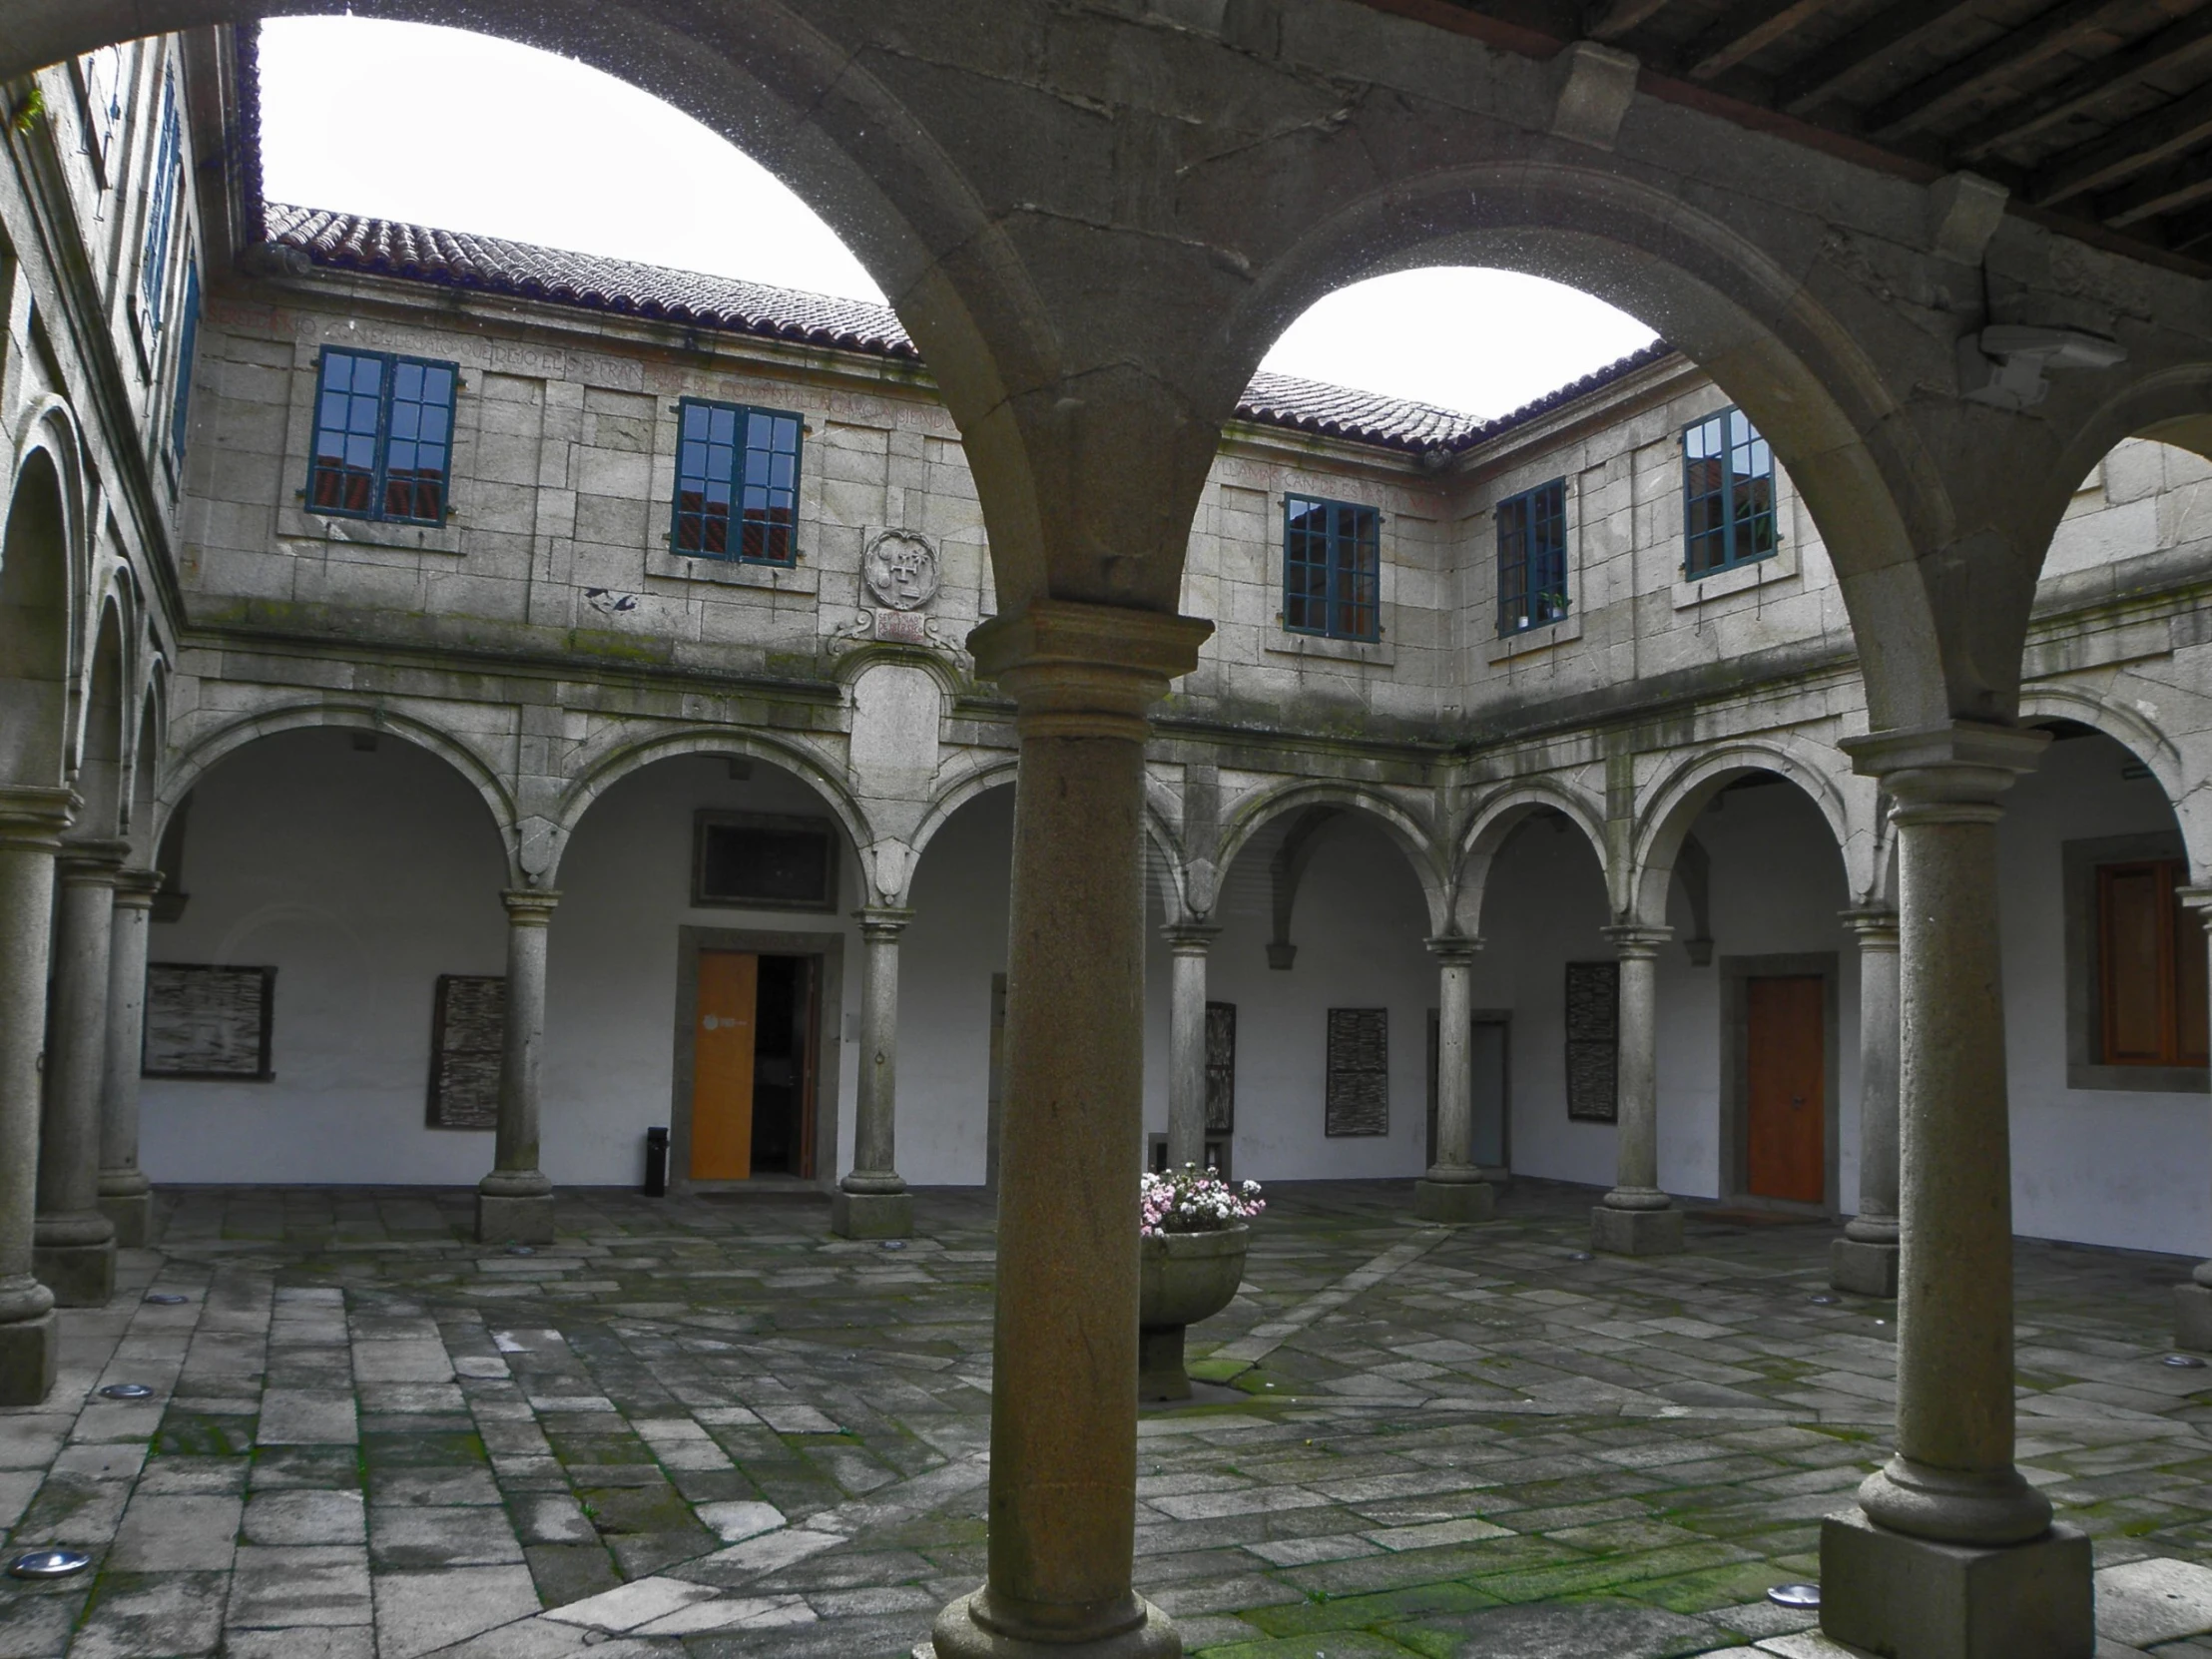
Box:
[140, 72, 182, 330]
[168, 262, 200, 458]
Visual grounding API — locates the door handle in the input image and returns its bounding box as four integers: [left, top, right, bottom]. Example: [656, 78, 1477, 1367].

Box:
[1792, 1095, 1805, 1107]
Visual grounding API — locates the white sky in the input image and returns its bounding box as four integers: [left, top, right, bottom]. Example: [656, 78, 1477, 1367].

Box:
[257, 18, 1658, 420]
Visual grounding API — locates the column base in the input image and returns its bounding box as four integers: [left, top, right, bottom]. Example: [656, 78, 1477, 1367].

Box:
[1591, 1204, 1683, 1257]
[1832, 1236, 1900, 1298]
[476, 1192, 556, 1247]
[99, 1190, 153, 1249]
[33, 1240, 115, 1307]
[831, 1188, 913, 1240]
[2175, 1282, 2212, 1352]
[922, 1590, 1179, 1659]
[1819, 1507, 2092, 1659]
[0, 1311, 57, 1407]
[1412, 1179, 1494, 1224]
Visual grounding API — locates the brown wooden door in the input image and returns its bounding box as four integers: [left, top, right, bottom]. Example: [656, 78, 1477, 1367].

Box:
[1746, 974, 1824, 1203]
[691, 950, 758, 1180]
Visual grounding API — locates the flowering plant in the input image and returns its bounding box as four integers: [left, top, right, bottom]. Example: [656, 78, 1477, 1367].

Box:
[1141, 1165, 1266, 1238]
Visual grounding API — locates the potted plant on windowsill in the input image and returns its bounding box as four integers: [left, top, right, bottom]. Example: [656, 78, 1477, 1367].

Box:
[1138, 1165, 1265, 1401]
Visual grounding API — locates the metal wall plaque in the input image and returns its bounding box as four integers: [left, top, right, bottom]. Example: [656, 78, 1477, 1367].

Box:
[1325, 1006, 1388, 1136]
[428, 974, 505, 1130]
[1205, 1001, 1236, 1134]
[1565, 960, 1619, 1122]
[143, 963, 275, 1080]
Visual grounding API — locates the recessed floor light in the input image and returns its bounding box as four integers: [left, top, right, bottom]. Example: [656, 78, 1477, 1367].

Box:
[144, 1293, 187, 1305]
[98, 1383, 154, 1400]
[506, 1245, 535, 1257]
[2161, 1354, 2207, 1370]
[879, 1240, 906, 1251]
[1808, 1294, 1842, 1306]
[1767, 1582, 1820, 1609]
[7, 1550, 91, 1579]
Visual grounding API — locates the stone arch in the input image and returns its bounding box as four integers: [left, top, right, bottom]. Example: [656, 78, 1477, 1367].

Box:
[0, 428, 80, 791]
[1212, 779, 1450, 936]
[71, 587, 132, 838]
[548, 726, 874, 891]
[1450, 776, 1612, 938]
[2019, 682, 2210, 881]
[124, 658, 168, 856]
[158, 701, 520, 877]
[1626, 741, 1861, 928]
[1220, 161, 1957, 728]
[2045, 364, 2212, 543]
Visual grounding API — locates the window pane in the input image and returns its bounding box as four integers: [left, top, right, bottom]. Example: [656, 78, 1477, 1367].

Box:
[379, 354, 457, 524]
[309, 349, 385, 518]
[1531, 479, 1567, 625]
[1496, 494, 1530, 631]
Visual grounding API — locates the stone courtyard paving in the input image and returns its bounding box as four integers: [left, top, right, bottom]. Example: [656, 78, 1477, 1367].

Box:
[6, 1178, 2212, 1659]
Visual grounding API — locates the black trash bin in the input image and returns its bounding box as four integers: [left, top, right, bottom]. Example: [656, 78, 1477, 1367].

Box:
[644, 1126, 670, 1197]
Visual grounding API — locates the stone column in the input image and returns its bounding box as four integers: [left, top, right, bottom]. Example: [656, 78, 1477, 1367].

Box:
[1833, 905, 1901, 1298]
[35, 836, 128, 1307]
[1592, 923, 1681, 1255]
[0, 788, 73, 1405]
[476, 888, 559, 1246]
[834, 905, 915, 1239]
[1162, 922, 1217, 1172]
[2174, 888, 2212, 1351]
[929, 600, 1208, 1659]
[1821, 724, 2091, 1659]
[96, 866, 164, 1248]
[1415, 934, 1493, 1223]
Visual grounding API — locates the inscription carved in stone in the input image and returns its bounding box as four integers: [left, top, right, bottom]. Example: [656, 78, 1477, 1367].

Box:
[144, 963, 275, 1079]
[862, 529, 940, 612]
[1205, 1000, 1236, 1134]
[428, 974, 505, 1130]
[1565, 960, 1619, 1123]
[1325, 1006, 1387, 1137]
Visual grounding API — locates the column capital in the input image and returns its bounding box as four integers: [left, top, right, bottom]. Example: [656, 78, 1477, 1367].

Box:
[1424, 933, 1483, 964]
[111, 867, 166, 910]
[855, 904, 915, 938]
[967, 600, 1213, 741]
[2179, 885, 2212, 929]
[1841, 722, 2046, 823]
[57, 836, 133, 883]
[1601, 923, 1672, 958]
[1840, 904, 1900, 947]
[0, 786, 77, 851]
[1161, 921, 1219, 954]
[501, 887, 560, 925]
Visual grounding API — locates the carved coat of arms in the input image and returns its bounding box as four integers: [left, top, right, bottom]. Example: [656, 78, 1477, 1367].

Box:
[862, 529, 941, 612]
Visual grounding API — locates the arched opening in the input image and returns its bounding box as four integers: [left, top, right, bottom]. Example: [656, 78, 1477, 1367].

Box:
[2004, 717, 2210, 1256]
[1195, 800, 1443, 1183]
[548, 750, 867, 1193]
[140, 726, 510, 1185]
[73, 596, 128, 839]
[901, 782, 1015, 1189]
[0, 449, 73, 791]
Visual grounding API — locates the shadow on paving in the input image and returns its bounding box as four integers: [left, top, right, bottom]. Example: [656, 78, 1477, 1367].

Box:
[0, 1178, 2208, 1659]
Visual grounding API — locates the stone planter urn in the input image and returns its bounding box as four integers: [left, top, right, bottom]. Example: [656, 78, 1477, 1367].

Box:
[1138, 1223, 1249, 1401]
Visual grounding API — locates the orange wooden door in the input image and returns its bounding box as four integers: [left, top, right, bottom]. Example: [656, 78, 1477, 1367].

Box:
[1746, 975, 1824, 1203]
[691, 951, 758, 1180]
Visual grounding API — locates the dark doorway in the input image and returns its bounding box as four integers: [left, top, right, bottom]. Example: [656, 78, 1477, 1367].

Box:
[751, 954, 817, 1177]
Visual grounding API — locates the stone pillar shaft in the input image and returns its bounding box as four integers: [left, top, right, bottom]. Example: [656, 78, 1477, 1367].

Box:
[1163, 924, 1217, 1171]
[36, 837, 127, 1307]
[931, 601, 1207, 1659]
[1845, 726, 2050, 1547]
[477, 889, 557, 1246]
[2180, 892, 2212, 1351]
[0, 789, 72, 1404]
[1414, 936, 1493, 1224]
[834, 907, 914, 1239]
[96, 868, 163, 1248]
[1592, 925, 1679, 1255]
[1834, 906, 1903, 1297]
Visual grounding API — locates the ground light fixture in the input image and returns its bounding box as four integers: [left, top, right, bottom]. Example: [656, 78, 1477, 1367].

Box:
[506, 1245, 534, 1257]
[7, 1550, 91, 1580]
[98, 1383, 154, 1400]
[2161, 1354, 2207, 1369]
[1766, 1583, 1821, 1609]
[144, 1293, 186, 1305]
[879, 1240, 905, 1251]
[1807, 1293, 1842, 1306]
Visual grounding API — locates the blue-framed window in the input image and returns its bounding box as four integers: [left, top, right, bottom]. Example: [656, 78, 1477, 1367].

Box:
[1497, 477, 1567, 634]
[139, 70, 182, 331]
[1284, 495, 1381, 642]
[672, 398, 802, 562]
[306, 346, 458, 525]
[1682, 407, 1776, 578]
[168, 260, 200, 461]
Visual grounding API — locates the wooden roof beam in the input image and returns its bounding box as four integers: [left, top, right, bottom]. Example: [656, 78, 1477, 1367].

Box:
[1677, 0, 1835, 81]
[1952, 8, 2212, 162]
[1777, 0, 1986, 115]
[2032, 78, 2212, 203]
[1584, 0, 1677, 42]
[2098, 146, 2212, 223]
[1863, 0, 2135, 140]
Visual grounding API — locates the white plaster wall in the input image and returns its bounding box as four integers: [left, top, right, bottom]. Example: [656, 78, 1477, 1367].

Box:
[141, 729, 511, 1183]
[543, 754, 861, 1187]
[897, 787, 1014, 1186]
[1161, 816, 1436, 1183]
[2000, 730, 2210, 1256]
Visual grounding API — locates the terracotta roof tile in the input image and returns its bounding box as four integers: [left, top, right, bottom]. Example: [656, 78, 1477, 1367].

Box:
[262, 205, 1675, 452]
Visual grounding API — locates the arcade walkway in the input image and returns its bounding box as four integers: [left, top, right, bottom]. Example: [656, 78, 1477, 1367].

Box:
[2, 1182, 2210, 1659]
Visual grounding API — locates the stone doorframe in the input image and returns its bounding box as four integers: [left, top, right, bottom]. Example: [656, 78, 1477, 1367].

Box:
[1717, 952, 1841, 1217]
[669, 925, 846, 1197]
